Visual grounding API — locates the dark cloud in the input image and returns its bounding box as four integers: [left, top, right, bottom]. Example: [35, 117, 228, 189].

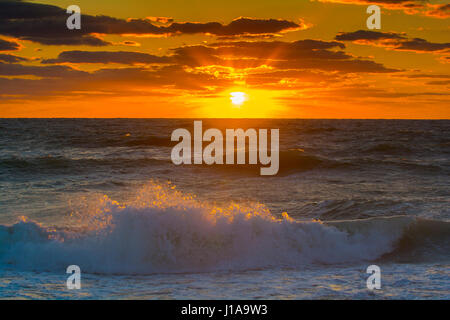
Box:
[316, 0, 446, 18]
[320, 0, 449, 19]
[318, 0, 424, 5]
[335, 30, 405, 41]
[0, 63, 233, 100]
[188, 17, 303, 36]
[398, 73, 450, 79]
[273, 58, 396, 73]
[171, 40, 397, 73]
[0, 53, 29, 63]
[336, 30, 450, 53]
[394, 73, 450, 86]
[247, 69, 340, 80]
[0, 1, 109, 46]
[0, 0, 63, 19]
[245, 70, 344, 89]
[295, 84, 449, 101]
[426, 80, 450, 85]
[91, 65, 232, 91]
[21, 36, 110, 46]
[42, 51, 171, 64]
[121, 17, 303, 36]
[315, 0, 422, 7]
[171, 40, 348, 67]
[0, 1, 304, 46]
[396, 38, 450, 52]
[0, 61, 87, 77]
[0, 38, 20, 51]
[211, 40, 346, 58]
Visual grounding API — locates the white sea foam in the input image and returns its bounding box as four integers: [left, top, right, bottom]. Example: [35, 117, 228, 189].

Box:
[0, 182, 447, 274]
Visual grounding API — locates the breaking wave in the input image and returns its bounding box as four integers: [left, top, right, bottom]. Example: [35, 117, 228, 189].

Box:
[0, 182, 448, 274]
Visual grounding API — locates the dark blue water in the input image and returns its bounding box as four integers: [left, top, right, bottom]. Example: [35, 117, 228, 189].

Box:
[1, 119, 448, 223]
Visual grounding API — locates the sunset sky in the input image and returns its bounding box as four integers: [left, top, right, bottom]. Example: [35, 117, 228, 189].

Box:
[0, 0, 449, 118]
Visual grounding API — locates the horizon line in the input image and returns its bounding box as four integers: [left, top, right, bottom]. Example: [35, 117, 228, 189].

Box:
[0, 117, 448, 120]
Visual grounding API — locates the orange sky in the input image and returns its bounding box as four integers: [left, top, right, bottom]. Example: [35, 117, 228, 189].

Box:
[0, 0, 449, 118]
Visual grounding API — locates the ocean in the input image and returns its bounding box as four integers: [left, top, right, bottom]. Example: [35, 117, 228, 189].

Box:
[0, 119, 449, 299]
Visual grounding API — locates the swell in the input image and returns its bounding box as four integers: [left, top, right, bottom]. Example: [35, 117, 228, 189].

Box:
[0, 156, 168, 172]
[202, 149, 344, 176]
[363, 143, 413, 154]
[0, 183, 448, 274]
[0, 150, 340, 175]
[300, 127, 338, 134]
[279, 149, 343, 173]
[329, 216, 450, 263]
[63, 135, 173, 148]
[377, 218, 450, 263]
[348, 157, 446, 173]
[1, 149, 445, 177]
[202, 148, 444, 175]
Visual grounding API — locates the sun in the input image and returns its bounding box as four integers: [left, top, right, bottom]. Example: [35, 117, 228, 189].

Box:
[194, 88, 284, 118]
[230, 92, 247, 106]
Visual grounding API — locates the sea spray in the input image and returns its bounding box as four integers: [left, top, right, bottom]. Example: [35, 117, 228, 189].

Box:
[0, 182, 448, 274]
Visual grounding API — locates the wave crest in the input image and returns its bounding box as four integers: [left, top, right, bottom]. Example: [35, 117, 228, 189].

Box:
[0, 183, 448, 274]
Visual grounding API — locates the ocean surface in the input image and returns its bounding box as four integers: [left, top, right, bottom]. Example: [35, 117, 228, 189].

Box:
[0, 119, 449, 299]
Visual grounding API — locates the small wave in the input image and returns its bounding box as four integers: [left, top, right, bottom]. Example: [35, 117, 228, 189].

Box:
[0, 156, 71, 169]
[59, 134, 173, 149]
[364, 143, 412, 154]
[0, 156, 167, 172]
[330, 216, 450, 263]
[123, 136, 173, 148]
[302, 127, 338, 134]
[298, 199, 410, 220]
[0, 182, 447, 274]
[378, 218, 450, 263]
[202, 149, 342, 176]
[358, 158, 444, 173]
[0, 150, 342, 176]
[280, 149, 343, 173]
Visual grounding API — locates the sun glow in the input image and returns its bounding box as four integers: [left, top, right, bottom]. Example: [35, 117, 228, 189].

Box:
[194, 88, 286, 118]
[230, 92, 247, 106]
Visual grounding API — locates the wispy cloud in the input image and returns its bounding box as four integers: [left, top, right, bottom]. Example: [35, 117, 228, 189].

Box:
[316, 0, 450, 18]
[42, 51, 172, 65]
[0, 1, 305, 46]
[336, 30, 450, 53]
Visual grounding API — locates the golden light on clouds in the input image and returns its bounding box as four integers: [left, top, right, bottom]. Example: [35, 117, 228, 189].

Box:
[0, 0, 448, 118]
